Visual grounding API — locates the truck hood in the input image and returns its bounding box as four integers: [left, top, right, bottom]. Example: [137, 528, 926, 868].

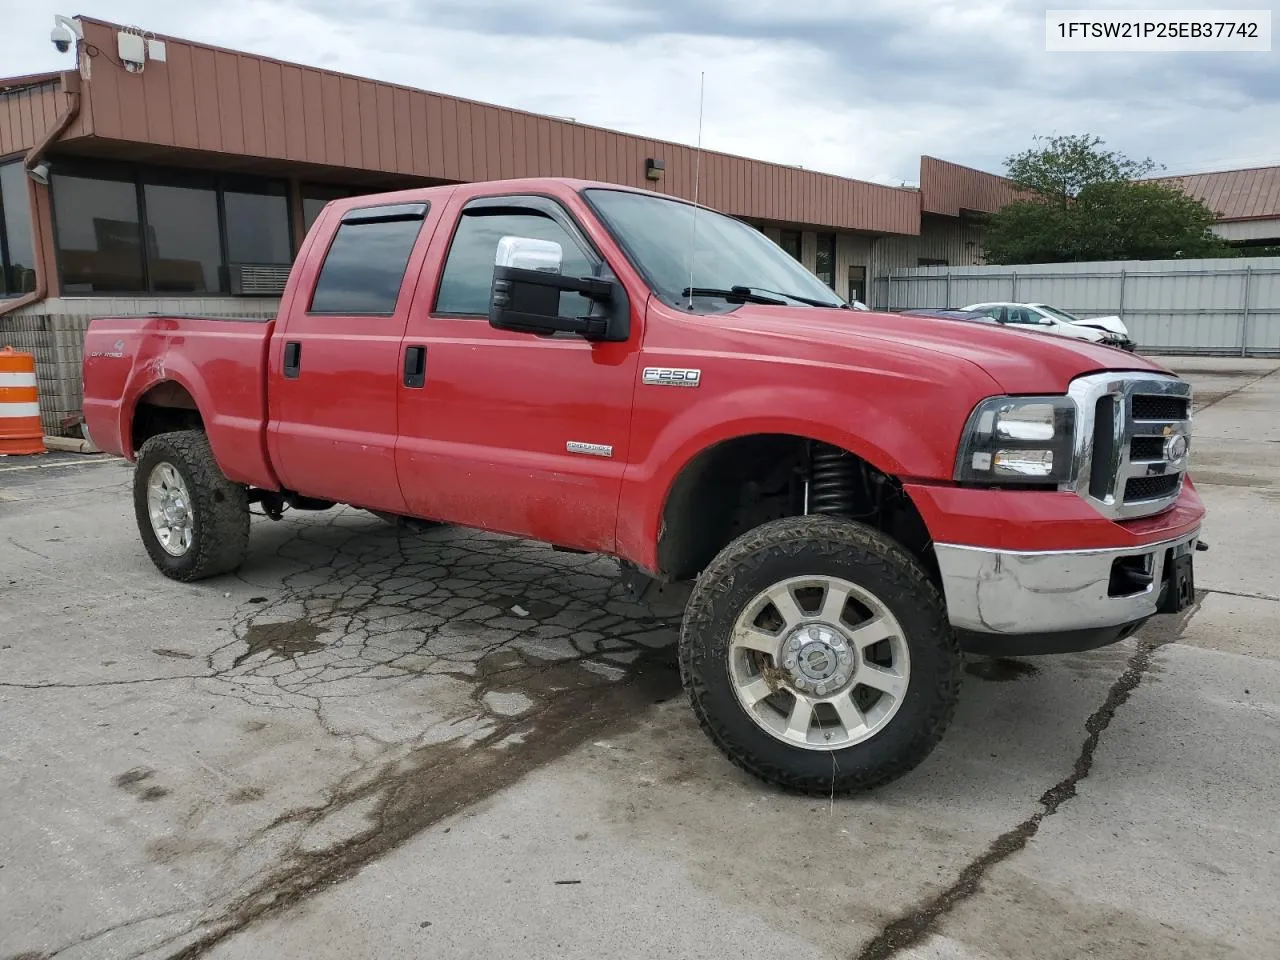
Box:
[721, 307, 1163, 393]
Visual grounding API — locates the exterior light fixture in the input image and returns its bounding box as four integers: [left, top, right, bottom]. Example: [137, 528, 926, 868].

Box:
[645, 158, 665, 181]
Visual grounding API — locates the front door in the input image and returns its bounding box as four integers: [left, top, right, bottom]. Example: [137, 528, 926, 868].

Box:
[847, 265, 867, 304]
[268, 201, 437, 513]
[395, 194, 639, 553]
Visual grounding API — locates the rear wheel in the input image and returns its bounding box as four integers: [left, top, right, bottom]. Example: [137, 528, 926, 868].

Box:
[133, 430, 249, 581]
[680, 515, 960, 794]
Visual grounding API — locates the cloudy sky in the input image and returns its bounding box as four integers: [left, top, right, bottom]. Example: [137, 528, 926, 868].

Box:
[6, 1, 1278, 185]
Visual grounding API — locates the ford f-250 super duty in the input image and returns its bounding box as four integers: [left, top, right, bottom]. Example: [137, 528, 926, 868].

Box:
[82, 178, 1203, 794]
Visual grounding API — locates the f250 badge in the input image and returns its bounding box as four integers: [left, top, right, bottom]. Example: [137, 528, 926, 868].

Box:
[88, 339, 127, 359]
[642, 367, 701, 388]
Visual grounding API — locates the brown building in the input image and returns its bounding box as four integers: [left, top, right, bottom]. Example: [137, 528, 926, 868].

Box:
[1155, 164, 1280, 249]
[0, 16, 1017, 436]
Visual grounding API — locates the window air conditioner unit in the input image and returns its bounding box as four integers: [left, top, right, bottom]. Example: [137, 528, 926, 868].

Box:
[228, 263, 291, 297]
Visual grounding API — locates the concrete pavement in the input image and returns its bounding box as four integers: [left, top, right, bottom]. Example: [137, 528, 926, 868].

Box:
[1, 358, 1277, 960]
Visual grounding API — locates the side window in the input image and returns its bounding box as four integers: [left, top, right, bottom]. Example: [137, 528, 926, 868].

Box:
[309, 212, 425, 315]
[981, 306, 1004, 322]
[435, 209, 596, 317]
[1007, 307, 1034, 325]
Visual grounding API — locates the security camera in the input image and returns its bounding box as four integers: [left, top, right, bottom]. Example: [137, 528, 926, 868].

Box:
[50, 15, 82, 54]
[50, 25, 74, 53]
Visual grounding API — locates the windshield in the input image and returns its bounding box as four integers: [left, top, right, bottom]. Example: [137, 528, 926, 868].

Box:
[583, 188, 845, 309]
[1036, 304, 1083, 323]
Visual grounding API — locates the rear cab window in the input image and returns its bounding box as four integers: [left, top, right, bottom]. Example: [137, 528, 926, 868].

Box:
[309, 203, 429, 315]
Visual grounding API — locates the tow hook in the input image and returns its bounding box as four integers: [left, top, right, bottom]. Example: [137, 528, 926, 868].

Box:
[1196, 541, 1209, 552]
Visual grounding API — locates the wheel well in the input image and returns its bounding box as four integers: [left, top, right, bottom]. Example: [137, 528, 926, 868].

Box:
[657, 434, 937, 584]
[131, 382, 203, 454]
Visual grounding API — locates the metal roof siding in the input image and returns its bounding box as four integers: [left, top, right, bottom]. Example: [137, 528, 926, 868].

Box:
[1158, 165, 1280, 221]
[46, 18, 918, 234]
[918, 156, 1024, 217]
[0, 77, 86, 157]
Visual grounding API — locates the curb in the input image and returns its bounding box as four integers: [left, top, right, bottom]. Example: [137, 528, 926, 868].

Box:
[42, 435, 102, 454]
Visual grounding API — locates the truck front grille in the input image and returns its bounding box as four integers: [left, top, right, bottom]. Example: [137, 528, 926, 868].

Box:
[1124, 473, 1182, 502]
[1132, 395, 1190, 421]
[1070, 373, 1192, 520]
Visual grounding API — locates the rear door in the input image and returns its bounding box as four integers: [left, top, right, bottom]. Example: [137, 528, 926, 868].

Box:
[268, 201, 438, 512]
[394, 192, 640, 552]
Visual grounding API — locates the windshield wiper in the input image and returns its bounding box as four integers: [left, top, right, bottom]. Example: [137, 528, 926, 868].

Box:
[743, 285, 847, 309]
[680, 286, 788, 306]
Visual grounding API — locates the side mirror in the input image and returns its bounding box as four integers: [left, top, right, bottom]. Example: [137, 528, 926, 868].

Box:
[1036, 316, 1055, 326]
[489, 235, 627, 342]
[496, 236, 564, 273]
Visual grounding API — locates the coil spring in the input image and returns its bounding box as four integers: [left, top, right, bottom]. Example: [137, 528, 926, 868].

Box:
[809, 444, 858, 516]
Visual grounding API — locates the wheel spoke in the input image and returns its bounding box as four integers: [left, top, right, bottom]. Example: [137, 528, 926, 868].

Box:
[731, 623, 780, 656]
[847, 616, 896, 651]
[784, 696, 813, 739]
[764, 583, 805, 629]
[859, 663, 908, 701]
[831, 693, 868, 736]
[818, 581, 853, 625]
[739, 677, 774, 708]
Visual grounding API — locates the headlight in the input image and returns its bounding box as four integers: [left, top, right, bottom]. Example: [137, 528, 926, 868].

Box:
[955, 396, 1077, 485]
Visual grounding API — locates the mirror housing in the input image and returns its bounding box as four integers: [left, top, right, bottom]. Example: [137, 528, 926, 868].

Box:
[488, 235, 628, 342]
[496, 236, 564, 273]
[1036, 316, 1055, 326]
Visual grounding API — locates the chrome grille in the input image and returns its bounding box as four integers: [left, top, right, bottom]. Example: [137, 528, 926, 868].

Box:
[1069, 373, 1192, 520]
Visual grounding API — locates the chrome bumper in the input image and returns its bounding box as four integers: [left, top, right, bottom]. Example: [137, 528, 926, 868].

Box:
[935, 528, 1200, 637]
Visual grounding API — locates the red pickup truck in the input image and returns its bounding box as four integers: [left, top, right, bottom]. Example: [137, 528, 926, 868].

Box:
[82, 177, 1203, 794]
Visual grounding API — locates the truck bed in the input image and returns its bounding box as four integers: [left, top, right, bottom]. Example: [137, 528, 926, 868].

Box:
[82, 315, 278, 488]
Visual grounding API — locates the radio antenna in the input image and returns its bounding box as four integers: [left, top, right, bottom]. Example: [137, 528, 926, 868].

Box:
[687, 71, 705, 310]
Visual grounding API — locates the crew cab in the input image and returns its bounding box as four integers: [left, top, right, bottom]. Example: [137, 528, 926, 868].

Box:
[82, 178, 1203, 795]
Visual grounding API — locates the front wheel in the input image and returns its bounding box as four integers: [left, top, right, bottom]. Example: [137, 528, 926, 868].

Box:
[133, 430, 250, 582]
[680, 516, 960, 794]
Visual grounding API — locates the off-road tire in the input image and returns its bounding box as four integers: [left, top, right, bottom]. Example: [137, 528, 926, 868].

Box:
[680, 515, 961, 794]
[134, 430, 250, 582]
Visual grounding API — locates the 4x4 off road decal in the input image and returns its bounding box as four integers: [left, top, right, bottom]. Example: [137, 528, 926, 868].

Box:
[642, 367, 701, 388]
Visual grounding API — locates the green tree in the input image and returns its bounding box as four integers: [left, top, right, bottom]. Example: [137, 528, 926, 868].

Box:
[983, 134, 1229, 264]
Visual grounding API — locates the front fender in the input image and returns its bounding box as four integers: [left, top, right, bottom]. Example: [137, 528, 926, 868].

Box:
[615, 383, 964, 572]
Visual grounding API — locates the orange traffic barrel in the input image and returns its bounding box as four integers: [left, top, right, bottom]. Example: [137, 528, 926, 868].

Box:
[0, 346, 45, 455]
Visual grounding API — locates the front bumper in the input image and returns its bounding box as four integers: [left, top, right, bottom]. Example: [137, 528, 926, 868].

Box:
[935, 527, 1200, 655]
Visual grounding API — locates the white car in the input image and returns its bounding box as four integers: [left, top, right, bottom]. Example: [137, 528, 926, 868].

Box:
[962, 302, 1135, 351]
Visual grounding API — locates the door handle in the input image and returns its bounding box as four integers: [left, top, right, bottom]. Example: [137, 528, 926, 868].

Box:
[403, 345, 427, 388]
[283, 341, 302, 379]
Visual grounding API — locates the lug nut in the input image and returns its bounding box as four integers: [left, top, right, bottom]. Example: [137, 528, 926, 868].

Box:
[815, 682, 827, 695]
[839, 652, 852, 665]
[789, 638, 802, 652]
[833, 673, 846, 686]
[783, 656, 797, 669]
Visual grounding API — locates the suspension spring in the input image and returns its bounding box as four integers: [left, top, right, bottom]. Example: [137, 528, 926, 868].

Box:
[808, 443, 858, 517]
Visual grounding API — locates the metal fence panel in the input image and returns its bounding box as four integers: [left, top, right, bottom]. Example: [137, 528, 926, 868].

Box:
[876, 256, 1280, 356]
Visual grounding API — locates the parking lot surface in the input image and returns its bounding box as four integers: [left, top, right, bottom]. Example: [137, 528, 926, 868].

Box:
[2, 358, 1278, 960]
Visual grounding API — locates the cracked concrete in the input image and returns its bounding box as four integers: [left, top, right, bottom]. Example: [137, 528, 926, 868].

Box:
[2, 359, 1279, 960]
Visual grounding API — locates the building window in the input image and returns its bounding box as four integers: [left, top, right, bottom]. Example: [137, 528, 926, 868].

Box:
[815, 233, 836, 289]
[302, 185, 357, 235]
[51, 162, 292, 295]
[225, 188, 292, 265]
[0, 162, 37, 296]
[918, 257, 948, 267]
[309, 214, 425, 315]
[779, 230, 802, 262]
[143, 181, 222, 293]
[53, 172, 145, 294]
